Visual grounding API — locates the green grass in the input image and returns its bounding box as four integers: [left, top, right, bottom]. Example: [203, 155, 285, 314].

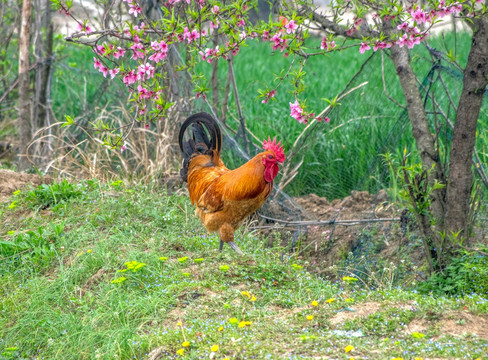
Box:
[1, 179, 487, 359]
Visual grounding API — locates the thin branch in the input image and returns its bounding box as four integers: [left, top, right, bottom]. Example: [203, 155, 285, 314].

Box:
[258, 214, 400, 226]
[228, 57, 250, 155]
[381, 51, 406, 109]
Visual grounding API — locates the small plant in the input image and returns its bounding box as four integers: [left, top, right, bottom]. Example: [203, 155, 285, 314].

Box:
[24, 179, 84, 210]
[0, 225, 63, 273]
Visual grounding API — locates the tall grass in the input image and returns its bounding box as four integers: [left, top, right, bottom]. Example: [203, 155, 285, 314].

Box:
[205, 31, 482, 199]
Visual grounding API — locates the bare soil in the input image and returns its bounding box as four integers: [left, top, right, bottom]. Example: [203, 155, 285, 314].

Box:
[0, 169, 53, 202]
[292, 190, 409, 271]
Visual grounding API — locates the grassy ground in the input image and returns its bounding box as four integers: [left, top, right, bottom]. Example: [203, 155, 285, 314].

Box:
[1, 179, 487, 359]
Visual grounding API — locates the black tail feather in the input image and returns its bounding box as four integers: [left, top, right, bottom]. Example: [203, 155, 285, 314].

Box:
[179, 112, 222, 182]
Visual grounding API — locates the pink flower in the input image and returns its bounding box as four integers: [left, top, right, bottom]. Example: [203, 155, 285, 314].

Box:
[108, 68, 119, 79]
[411, 7, 427, 24]
[210, 20, 219, 29]
[130, 42, 145, 60]
[397, 34, 408, 48]
[262, 31, 270, 40]
[99, 66, 108, 77]
[320, 38, 336, 51]
[271, 33, 287, 52]
[123, 70, 138, 85]
[128, 3, 142, 17]
[199, 48, 215, 63]
[262, 90, 276, 104]
[211, 5, 219, 14]
[359, 42, 370, 54]
[284, 20, 297, 34]
[289, 100, 307, 123]
[397, 22, 409, 31]
[346, 27, 356, 36]
[373, 41, 388, 52]
[93, 57, 102, 69]
[138, 63, 155, 80]
[121, 143, 127, 153]
[137, 84, 152, 99]
[113, 47, 126, 59]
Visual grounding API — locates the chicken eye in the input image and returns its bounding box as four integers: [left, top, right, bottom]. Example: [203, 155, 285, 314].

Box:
[268, 155, 273, 159]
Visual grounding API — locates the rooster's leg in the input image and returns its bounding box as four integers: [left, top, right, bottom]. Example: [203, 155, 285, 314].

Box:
[219, 240, 224, 252]
[227, 241, 244, 255]
[219, 224, 244, 255]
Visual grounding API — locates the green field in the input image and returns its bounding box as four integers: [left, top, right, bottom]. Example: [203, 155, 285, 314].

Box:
[1, 180, 487, 359]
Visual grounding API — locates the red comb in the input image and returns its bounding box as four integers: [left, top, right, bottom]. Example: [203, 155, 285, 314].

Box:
[263, 136, 285, 162]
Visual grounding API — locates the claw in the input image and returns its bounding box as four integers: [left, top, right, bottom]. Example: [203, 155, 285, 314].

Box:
[227, 241, 244, 255]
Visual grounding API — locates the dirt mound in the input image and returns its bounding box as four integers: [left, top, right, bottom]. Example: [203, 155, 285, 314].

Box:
[406, 311, 488, 339]
[0, 169, 53, 202]
[330, 301, 381, 326]
[294, 190, 403, 269]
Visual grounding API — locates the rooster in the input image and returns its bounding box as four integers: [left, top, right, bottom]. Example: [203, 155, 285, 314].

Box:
[179, 112, 285, 254]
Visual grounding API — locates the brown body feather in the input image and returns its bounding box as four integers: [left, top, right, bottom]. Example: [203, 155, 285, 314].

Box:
[187, 150, 274, 242]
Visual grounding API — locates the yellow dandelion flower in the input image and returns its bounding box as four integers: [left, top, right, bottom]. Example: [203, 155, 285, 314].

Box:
[311, 300, 318, 307]
[238, 321, 252, 328]
[182, 341, 190, 347]
[414, 358, 423, 360]
[242, 291, 251, 298]
[178, 257, 189, 263]
[176, 348, 184, 356]
[13, 190, 21, 195]
[250, 295, 256, 302]
[8, 201, 17, 209]
[211, 344, 219, 352]
[87, 249, 92, 253]
[7, 231, 15, 236]
[111, 277, 127, 284]
[220, 265, 229, 272]
[345, 345, 354, 353]
[228, 318, 238, 324]
[218, 326, 224, 332]
[345, 298, 354, 302]
[411, 332, 425, 338]
[159, 256, 168, 262]
[326, 298, 336, 304]
[391, 358, 404, 360]
[306, 315, 314, 321]
[194, 258, 204, 263]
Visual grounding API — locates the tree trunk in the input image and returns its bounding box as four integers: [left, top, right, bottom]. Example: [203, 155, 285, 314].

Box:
[445, 16, 488, 241]
[17, 0, 33, 171]
[389, 45, 446, 267]
[33, 0, 54, 166]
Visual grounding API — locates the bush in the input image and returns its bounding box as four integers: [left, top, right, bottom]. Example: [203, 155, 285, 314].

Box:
[417, 247, 488, 296]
